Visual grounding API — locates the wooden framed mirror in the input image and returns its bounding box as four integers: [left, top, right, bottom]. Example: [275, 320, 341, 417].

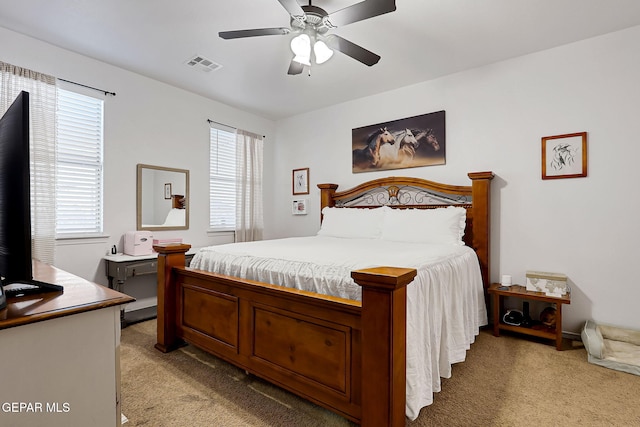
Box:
[136, 164, 189, 231]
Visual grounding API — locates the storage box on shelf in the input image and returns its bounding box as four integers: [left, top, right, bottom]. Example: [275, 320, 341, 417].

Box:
[124, 231, 153, 256]
[525, 270, 568, 297]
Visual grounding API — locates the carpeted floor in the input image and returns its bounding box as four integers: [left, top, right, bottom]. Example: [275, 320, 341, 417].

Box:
[120, 320, 640, 426]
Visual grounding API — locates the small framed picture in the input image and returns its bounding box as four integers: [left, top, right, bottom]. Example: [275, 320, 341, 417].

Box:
[292, 168, 309, 195]
[164, 183, 172, 199]
[292, 199, 308, 215]
[541, 132, 587, 180]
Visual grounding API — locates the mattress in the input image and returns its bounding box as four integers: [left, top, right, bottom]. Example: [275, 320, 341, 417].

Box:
[190, 235, 487, 420]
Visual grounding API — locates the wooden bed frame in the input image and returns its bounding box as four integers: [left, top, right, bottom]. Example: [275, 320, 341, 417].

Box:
[154, 172, 493, 426]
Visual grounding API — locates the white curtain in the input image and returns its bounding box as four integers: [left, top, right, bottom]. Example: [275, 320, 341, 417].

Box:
[0, 61, 57, 264]
[235, 130, 264, 242]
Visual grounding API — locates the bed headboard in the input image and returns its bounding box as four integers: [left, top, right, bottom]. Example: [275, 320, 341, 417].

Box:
[318, 172, 494, 288]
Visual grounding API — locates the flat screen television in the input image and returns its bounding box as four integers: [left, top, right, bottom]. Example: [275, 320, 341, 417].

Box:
[0, 91, 63, 310]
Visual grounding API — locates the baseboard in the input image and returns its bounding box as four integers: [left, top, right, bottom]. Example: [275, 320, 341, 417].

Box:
[562, 330, 582, 341]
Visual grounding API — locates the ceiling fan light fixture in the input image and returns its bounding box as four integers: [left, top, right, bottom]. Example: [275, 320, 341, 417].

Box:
[220, 0, 395, 74]
[314, 40, 333, 64]
[290, 33, 311, 66]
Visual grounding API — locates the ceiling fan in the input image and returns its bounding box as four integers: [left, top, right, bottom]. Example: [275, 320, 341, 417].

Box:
[219, 0, 396, 75]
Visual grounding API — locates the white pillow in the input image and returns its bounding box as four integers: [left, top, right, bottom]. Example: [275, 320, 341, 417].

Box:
[381, 206, 466, 245]
[317, 206, 385, 239]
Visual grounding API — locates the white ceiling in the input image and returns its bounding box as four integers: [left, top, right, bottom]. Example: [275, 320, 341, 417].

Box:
[2, 0, 640, 120]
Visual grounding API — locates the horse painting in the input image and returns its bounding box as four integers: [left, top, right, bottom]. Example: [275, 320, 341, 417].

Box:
[379, 128, 419, 166]
[352, 127, 395, 170]
[377, 128, 443, 169]
[351, 110, 446, 172]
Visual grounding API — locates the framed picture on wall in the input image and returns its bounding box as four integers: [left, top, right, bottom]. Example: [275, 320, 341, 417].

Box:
[164, 183, 172, 199]
[541, 132, 587, 179]
[292, 168, 309, 195]
[352, 110, 446, 173]
[292, 199, 308, 215]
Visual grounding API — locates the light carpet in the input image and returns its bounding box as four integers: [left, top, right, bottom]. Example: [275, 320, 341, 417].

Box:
[120, 320, 640, 426]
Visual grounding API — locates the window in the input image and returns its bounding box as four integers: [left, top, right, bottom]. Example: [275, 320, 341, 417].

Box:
[209, 125, 237, 231]
[55, 89, 104, 236]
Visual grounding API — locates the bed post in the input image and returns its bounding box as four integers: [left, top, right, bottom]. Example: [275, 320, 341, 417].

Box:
[468, 171, 494, 288]
[318, 183, 339, 220]
[154, 243, 191, 353]
[351, 266, 417, 427]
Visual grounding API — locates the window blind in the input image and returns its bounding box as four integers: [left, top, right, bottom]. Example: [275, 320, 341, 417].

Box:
[55, 89, 104, 236]
[209, 125, 237, 230]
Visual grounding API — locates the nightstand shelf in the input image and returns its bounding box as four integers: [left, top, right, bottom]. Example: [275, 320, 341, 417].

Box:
[487, 283, 571, 350]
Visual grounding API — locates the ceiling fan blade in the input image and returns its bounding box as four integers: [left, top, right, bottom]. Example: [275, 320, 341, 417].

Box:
[287, 59, 304, 75]
[219, 27, 290, 39]
[325, 35, 380, 66]
[277, 0, 305, 17]
[328, 0, 396, 27]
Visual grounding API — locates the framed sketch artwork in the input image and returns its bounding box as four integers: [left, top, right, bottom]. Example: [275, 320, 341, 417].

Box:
[352, 110, 446, 173]
[292, 168, 309, 195]
[541, 132, 587, 179]
[164, 183, 172, 199]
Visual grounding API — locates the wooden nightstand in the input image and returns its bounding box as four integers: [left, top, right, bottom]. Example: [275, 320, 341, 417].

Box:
[487, 283, 571, 350]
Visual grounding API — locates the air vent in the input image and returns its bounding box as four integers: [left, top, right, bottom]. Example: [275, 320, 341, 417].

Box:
[184, 55, 222, 72]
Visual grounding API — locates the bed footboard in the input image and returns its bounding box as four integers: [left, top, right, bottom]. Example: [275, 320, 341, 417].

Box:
[155, 244, 416, 426]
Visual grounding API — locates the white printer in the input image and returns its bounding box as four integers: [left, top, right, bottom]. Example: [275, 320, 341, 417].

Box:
[123, 231, 154, 256]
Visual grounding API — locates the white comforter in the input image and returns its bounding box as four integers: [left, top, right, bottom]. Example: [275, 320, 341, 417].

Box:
[190, 236, 487, 420]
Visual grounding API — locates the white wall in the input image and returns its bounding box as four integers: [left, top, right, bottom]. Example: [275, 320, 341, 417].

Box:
[0, 26, 276, 285]
[269, 25, 640, 333]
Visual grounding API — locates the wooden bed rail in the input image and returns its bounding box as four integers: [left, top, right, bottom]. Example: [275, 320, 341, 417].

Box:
[155, 244, 417, 426]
